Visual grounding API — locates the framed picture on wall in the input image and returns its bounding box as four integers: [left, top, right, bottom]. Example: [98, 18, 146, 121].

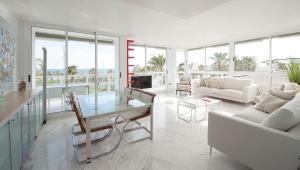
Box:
[0, 16, 16, 94]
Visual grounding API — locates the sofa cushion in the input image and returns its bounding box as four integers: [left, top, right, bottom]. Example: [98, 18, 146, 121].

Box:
[180, 81, 190, 85]
[261, 108, 299, 131]
[204, 79, 211, 87]
[281, 93, 300, 121]
[234, 107, 268, 123]
[214, 77, 226, 88]
[288, 123, 300, 137]
[218, 89, 243, 99]
[255, 95, 288, 113]
[209, 79, 222, 89]
[199, 78, 206, 87]
[198, 86, 220, 94]
[223, 78, 253, 90]
[282, 82, 300, 91]
[177, 85, 191, 91]
[269, 89, 299, 100]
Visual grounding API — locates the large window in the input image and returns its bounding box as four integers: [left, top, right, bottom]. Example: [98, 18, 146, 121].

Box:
[34, 32, 66, 88]
[234, 39, 270, 91]
[187, 49, 205, 72]
[206, 45, 229, 71]
[97, 38, 117, 92]
[146, 47, 166, 72]
[183, 32, 300, 90]
[187, 48, 205, 78]
[176, 49, 185, 81]
[235, 39, 269, 72]
[176, 50, 185, 72]
[271, 34, 300, 88]
[68, 32, 96, 93]
[33, 28, 66, 113]
[33, 27, 119, 113]
[146, 47, 167, 87]
[272, 34, 300, 71]
[129, 45, 146, 73]
[129, 45, 167, 89]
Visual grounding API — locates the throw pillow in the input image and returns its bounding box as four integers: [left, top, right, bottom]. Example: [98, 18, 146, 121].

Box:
[204, 79, 211, 87]
[269, 89, 299, 100]
[199, 78, 206, 87]
[283, 83, 300, 91]
[261, 108, 299, 131]
[281, 93, 300, 121]
[218, 78, 225, 89]
[255, 95, 288, 113]
[209, 79, 221, 89]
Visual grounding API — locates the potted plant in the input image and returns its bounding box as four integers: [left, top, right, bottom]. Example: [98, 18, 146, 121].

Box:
[287, 60, 300, 85]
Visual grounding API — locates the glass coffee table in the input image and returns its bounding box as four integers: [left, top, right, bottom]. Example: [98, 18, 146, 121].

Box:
[177, 97, 222, 123]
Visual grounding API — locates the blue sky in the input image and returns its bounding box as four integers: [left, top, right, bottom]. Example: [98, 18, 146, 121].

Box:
[35, 39, 115, 70]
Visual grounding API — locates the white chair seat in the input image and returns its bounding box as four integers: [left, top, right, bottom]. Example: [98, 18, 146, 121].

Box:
[176, 85, 191, 91]
[234, 107, 268, 123]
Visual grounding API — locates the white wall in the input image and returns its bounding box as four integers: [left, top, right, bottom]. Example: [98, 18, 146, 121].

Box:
[0, 3, 18, 90]
[16, 21, 31, 88]
[0, 4, 18, 29]
[119, 35, 128, 90]
[166, 48, 176, 90]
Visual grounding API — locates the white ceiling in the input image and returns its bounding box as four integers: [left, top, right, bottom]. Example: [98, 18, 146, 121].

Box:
[122, 0, 231, 18]
[1, 0, 300, 48]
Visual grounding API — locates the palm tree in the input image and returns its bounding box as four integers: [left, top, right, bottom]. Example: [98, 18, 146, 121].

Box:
[198, 64, 205, 71]
[177, 63, 185, 72]
[88, 67, 95, 82]
[89, 67, 95, 74]
[209, 52, 228, 71]
[68, 65, 78, 82]
[148, 54, 165, 72]
[242, 56, 257, 71]
[133, 65, 145, 73]
[235, 56, 257, 71]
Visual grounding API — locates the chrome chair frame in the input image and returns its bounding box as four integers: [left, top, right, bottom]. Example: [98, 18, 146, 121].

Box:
[67, 92, 121, 163]
[117, 88, 155, 143]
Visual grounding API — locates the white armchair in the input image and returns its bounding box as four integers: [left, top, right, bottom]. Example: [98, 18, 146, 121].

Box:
[176, 76, 191, 95]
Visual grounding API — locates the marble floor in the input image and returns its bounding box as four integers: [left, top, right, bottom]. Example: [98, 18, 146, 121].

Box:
[23, 92, 252, 170]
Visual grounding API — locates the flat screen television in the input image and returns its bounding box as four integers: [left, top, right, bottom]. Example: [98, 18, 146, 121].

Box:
[131, 75, 152, 89]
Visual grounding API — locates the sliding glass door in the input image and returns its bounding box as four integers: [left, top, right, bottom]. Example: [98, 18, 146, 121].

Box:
[33, 28, 67, 113]
[97, 36, 119, 92]
[32, 27, 119, 114]
[68, 32, 96, 95]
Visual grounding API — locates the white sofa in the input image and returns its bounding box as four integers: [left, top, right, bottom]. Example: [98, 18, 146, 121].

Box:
[208, 96, 300, 170]
[192, 77, 259, 103]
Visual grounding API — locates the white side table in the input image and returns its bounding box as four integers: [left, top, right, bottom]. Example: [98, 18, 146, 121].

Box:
[177, 97, 222, 123]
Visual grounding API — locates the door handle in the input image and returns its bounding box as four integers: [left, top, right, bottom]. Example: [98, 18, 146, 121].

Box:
[298, 156, 300, 170]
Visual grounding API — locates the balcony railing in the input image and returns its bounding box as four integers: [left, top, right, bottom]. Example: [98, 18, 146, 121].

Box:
[35, 73, 116, 93]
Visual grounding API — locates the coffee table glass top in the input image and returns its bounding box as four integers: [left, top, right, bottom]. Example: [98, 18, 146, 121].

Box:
[178, 96, 221, 107]
[77, 92, 152, 118]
